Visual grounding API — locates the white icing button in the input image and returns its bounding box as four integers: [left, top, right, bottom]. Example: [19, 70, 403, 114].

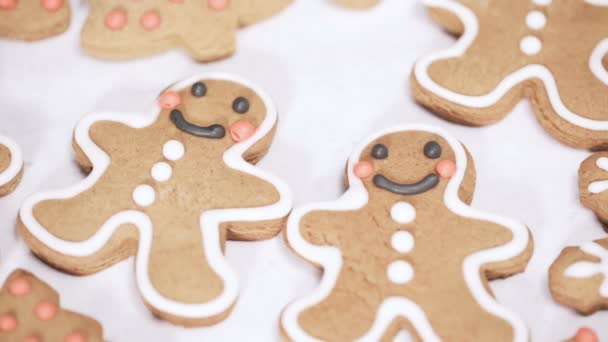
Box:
[387, 260, 414, 284]
[526, 11, 546, 30]
[163, 140, 184, 161]
[390, 202, 416, 224]
[151, 162, 172, 182]
[533, 0, 551, 5]
[520, 36, 542, 55]
[596, 157, 608, 171]
[133, 184, 156, 207]
[391, 231, 414, 254]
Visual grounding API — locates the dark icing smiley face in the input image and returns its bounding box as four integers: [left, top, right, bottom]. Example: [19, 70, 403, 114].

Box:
[158, 79, 262, 143]
[354, 132, 457, 196]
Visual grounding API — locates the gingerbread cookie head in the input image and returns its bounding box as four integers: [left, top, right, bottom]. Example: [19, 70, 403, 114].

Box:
[549, 238, 608, 315]
[19, 74, 292, 326]
[0, 269, 103, 341]
[282, 125, 532, 341]
[0, 0, 70, 41]
[412, 0, 608, 149]
[81, 0, 292, 61]
[579, 152, 608, 224]
[0, 135, 23, 197]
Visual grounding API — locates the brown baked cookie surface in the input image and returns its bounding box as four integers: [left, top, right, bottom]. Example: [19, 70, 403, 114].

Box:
[579, 152, 608, 224]
[334, 0, 381, 9]
[0, 136, 23, 197]
[82, 0, 292, 61]
[282, 125, 533, 341]
[0, 269, 103, 342]
[549, 238, 608, 315]
[18, 75, 292, 326]
[412, 0, 608, 149]
[0, 0, 70, 41]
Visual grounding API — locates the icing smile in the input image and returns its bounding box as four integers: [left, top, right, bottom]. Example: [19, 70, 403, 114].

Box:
[373, 173, 439, 196]
[170, 109, 226, 139]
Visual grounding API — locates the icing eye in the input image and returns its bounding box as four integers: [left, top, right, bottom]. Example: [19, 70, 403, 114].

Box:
[371, 144, 388, 160]
[424, 141, 441, 159]
[191, 82, 207, 97]
[232, 97, 250, 114]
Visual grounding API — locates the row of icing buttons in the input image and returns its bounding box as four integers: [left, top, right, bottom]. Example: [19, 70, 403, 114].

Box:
[387, 202, 416, 285]
[0, 0, 63, 11]
[520, 0, 550, 55]
[104, 0, 231, 31]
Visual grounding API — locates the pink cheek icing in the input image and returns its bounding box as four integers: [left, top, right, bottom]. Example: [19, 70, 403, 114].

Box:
[575, 327, 599, 342]
[158, 91, 182, 110]
[65, 332, 87, 342]
[208, 0, 230, 11]
[105, 9, 128, 31]
[0, 0, 17, 10]
[41, 0, 63, 11]
[436, 159, 456, 179]
[229, 120, 256, 142]
[34, 301, 58, 321]
[140, 10, 161, 31]
[8, 277, 32, 296]
[354, 161, 374, 179]
[0, 313, 17, 332]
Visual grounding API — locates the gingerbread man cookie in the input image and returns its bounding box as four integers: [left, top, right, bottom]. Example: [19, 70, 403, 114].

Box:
[579, 152, 608, 224]
[82, 0, 292, 61]
[18, 74, 292, 326]
[0, 135, 23, 197]
[334, 0, 381, 9]
[0, 0, 70, 41]
[0, 269, 103, 342]
[412, 0, 608, 149]
[549, 238, 608, 315]
[282, 125, 533, 341]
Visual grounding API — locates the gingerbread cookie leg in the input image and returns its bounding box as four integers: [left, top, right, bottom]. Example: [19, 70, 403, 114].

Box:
[0, 0, 70, 41]
[19, 74, 292, 326]
[549, 238, 608, 315]
[412, 0, 608, 149]
[282, 125, 532, 341]
[0, 135, 23, 197]
[0, 269, 103, 341]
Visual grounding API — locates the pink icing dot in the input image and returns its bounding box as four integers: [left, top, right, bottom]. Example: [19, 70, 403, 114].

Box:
[208, 0, 229, 11]
[41, 0, 63, 11]
[0, 313, 17, 332]
[353, 161, 374, 179]
[158, 91, 181, 109]
[0, 0, 17, 10]
[22, 336, 42, 342]
[140, 10, 161, 31]
[105, 9, 128, 30]
[34, 301, 58, 321]
[9, 276, 32, 296]
[65, 332, 87, 342]
[229, 120, 256, 142]
[435, 159, 456, 179]
[575, 327, 598, 342]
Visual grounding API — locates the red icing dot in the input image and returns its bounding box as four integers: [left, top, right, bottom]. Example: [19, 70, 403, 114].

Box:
[105, 9, 128, 30]
[22, 336, 42, 342]
[353, 161, 374, 179]
[435, 159, 456, 179]
[65, 332, 86, 342]
[140, 10, 161, 31]
[0, 313, 17, 332]
[229, 120, 256, 142]
[41, 0, 63, 11]
[158, 91, 181, 109]
[34, 301, 58, 321]
[0, 0, 17, 10]
[575, 327, 599, 342]
[208, 0, 229, 11]
[9, 276, 32, 296]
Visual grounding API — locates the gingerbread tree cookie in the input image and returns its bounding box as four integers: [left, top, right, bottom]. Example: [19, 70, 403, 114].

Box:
[412, 0, 608, 149]
[82, 0, 292, 61]
[549, 239, 608, 315]
[579, 152, 608, 224]
[0, 135, 23, 197]
[0, 0, 70, 41]
[18, 74, 293, 326]
[0, 269, 103, 342]
[282, 125, 533, 341]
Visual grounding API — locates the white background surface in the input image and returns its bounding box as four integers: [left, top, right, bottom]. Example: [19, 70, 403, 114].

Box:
[0, 0, 606, 341]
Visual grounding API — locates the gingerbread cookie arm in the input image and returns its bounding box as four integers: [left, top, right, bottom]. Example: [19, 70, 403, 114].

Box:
[235, 0, 293, 26]
[0, 135, 23, 197]
[549, 238, 608, 315]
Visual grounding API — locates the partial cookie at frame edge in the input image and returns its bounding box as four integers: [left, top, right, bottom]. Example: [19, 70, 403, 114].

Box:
[0, 136, 23, 197]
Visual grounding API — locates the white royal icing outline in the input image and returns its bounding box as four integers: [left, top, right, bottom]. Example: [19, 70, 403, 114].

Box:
[282, 124, 530, 341]
[414, 0, 608, 131]
[588, 156, 608, 194]
[564, 242, 608, 297]
[0, 135, 23, 190]
[19, 73, 293, 320]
